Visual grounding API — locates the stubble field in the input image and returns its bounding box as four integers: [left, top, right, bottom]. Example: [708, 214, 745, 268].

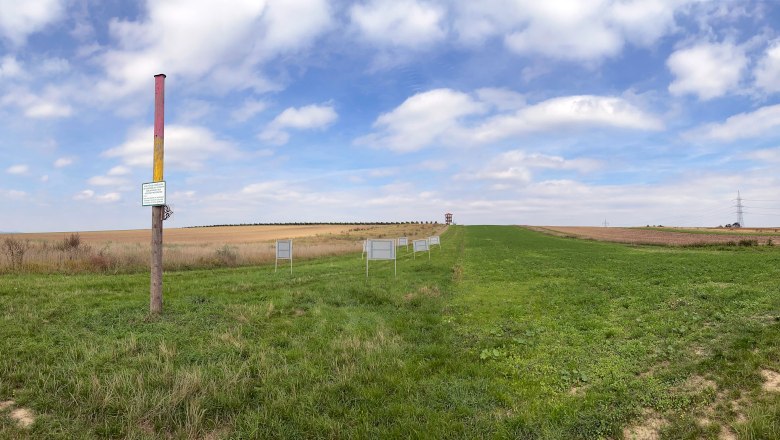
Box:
[0, 223, 445, 273]
[529, 226, 780, 246]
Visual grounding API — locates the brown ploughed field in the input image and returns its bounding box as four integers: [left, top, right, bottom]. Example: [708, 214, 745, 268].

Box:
[527, 226, 780, 246]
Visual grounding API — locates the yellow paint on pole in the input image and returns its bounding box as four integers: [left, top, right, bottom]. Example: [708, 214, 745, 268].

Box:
[153, 137, 164, 182]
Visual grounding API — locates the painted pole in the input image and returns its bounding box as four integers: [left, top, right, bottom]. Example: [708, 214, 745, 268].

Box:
[150, 73, 165, 314]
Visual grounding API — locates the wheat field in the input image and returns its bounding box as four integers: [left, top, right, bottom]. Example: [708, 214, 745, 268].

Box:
[0, 223, 446, 273]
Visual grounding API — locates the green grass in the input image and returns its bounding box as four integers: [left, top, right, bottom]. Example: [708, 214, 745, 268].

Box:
[1, 226, 779, 439]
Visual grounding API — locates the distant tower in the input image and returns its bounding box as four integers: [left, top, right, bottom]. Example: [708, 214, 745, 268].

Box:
[736, 191, 744, 227]
[445, 212, 453, 225]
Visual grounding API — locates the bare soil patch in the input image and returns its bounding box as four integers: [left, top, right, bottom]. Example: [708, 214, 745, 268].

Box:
[761, 369, 780, 392]
[528, 226, 780, 246]
[623, 410, 666, 440]
[0, 400, 13, 411]
[9, 407, 34, 428]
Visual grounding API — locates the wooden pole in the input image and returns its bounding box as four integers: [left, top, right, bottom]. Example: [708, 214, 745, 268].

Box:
[150, 73, 165, 314]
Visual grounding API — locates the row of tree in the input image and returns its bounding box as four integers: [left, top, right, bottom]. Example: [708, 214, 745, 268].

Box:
[185, 221, 440, 228]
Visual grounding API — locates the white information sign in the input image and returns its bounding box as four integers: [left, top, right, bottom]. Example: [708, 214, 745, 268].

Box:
[366, 239, 396, 276]
[398, 237, 409, 250]
[428, 236, 440, 246]
[413, 239, 430, 259]
[275, 239, 292, 273]
[142, 181, 166, 206]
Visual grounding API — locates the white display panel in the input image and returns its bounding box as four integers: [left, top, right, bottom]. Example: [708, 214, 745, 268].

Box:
[413, 239, 430, 260]
[367, 239, 396, 260]
[275, 239, 292, 273]
[413, 239, 429, 252]
[398, 237, 408, 246]
[428, 236, 440, 246]
[365, 239, 396, 277]
[276, 240, 292, 259]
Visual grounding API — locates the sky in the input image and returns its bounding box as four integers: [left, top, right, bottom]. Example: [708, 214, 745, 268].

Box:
[2, 0, 780, 232]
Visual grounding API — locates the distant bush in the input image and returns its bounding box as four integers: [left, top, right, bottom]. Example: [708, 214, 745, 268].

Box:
[738, 239, 758, 247]
[3, 237, 29, 270]
[215, 245, 238, 266]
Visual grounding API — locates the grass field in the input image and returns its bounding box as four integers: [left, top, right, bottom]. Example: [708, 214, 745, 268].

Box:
[1, 226, 779, 439]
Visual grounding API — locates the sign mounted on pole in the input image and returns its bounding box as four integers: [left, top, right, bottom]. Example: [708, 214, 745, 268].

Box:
[275, 239, 292, 274]
[142, 181, 166, 206]
[365, 239, 396, 277]
[413, 239, 430, 259]
[361, 240, 366, 259]
[428, 236, 441, 247]
[398, 237, 409, 251]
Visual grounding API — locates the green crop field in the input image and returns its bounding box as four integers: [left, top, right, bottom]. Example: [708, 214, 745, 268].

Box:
[1, 226, 779, 439]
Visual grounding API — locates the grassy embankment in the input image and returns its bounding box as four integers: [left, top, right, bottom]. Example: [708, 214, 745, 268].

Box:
[1, 226, 779, 438]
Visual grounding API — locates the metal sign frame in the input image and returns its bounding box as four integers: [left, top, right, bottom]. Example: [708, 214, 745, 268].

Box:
[365, 238, 396, 277]
[428, 236, 440, 247]
[142, 181, 166, 206]
[275, 239, 293, 274]
[413, 239, 430, 259]
[398, 237, 409, 251]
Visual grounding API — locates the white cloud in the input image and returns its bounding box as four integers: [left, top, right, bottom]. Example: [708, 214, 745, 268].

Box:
[96, 0, 332, 99]
[458, 150, 602, 185]
[260, 104, 338, 145]
[231, 99, 268, 122]
[357, 89, 662, 152]
[745, 147, 780, 162]
[0, 189, 27, 200]
[470, 95, 663, 143]
[667, 42, 747, 100]
[88, 175, 129, 186]
[1, 88, 72, 118]
[0, 0, 66, 45]
[453, 0, 695, 61]
[349, 0, 446, 49]
[475, 88, 526, 111]
[6, 164, 29, 175]
[72, 189, 120, 203]
[0, 56, 23, 78]
[73, 189, 94, 200]
[107, 165, 131, 176]
[95, 192, 121, 203]
[54, 157, 74, 168]
[40, 174, 49, 182]
[690, 104, 780, 141]
[755, 39, 780, 94]
[355, 88, 486, 152]
[103, 124, 239, 170]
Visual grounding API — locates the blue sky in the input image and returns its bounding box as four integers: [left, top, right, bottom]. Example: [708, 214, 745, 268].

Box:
[2, 0, 780, 232]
